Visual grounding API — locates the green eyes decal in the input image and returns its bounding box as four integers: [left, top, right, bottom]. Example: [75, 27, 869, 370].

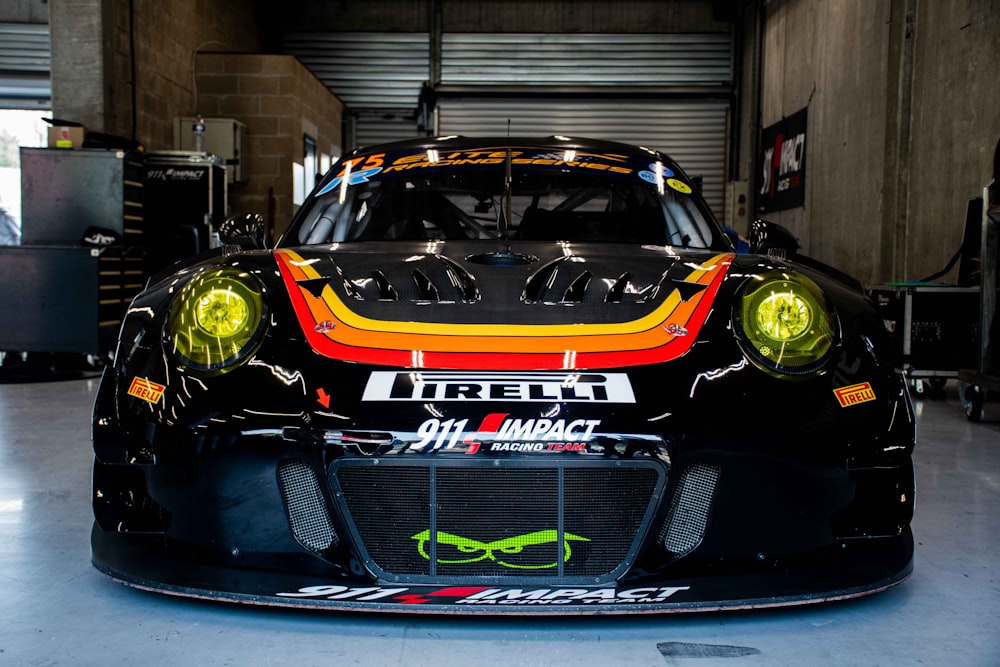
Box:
[411, 529, 589, 569]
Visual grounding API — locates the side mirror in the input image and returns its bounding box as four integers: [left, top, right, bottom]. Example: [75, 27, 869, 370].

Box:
[219, 213, 267, 250]
[749, 219, 799, 258]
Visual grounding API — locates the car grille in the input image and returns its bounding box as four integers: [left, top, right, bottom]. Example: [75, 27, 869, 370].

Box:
[659, 464, 720, 556]
[277, 459, 339, 553]
[331, 459, 664, 583]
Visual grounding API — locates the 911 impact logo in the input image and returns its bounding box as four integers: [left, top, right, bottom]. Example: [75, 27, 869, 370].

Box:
[276, 584, 691, 606]
[363, 372, 636, 403]
[413, 413, 601, 454]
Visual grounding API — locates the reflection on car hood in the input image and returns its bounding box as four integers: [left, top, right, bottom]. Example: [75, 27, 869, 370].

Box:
[274, 242, 735, 370]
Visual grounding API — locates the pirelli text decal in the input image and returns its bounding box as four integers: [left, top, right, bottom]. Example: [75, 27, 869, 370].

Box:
[834, 382, 875, 407]
[127, 377, 165, 404]
[363, 372, 636, 403]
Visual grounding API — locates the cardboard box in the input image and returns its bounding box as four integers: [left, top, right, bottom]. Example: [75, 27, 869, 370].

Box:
[47, 125, 86, 148]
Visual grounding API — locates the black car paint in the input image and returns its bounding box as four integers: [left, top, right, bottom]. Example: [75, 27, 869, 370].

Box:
[91, 137, 914, 613]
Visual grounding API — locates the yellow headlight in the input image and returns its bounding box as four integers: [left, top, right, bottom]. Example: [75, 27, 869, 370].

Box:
[755, 289, 812, 340]
[195, 287, 251, 338]
[167, 267, 267, 373]
[736, 271, 835, 376]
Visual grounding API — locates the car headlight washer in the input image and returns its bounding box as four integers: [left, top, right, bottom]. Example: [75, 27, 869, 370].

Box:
[734, 270, 836, 377]
[166, 266, 268, 373]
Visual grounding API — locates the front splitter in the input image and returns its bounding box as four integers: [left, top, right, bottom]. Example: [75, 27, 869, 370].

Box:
[91, 524, 913, 615]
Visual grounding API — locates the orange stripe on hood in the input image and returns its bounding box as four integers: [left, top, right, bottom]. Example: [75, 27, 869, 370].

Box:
[275, 248, 733, 370]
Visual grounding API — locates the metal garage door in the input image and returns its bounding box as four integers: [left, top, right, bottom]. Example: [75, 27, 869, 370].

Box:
[348, 114, 422, 150]
[438, 33, 731, 216]
[441, 33, 732, 87]
[0, 22, 50, 109]
[284, 31, 732, 214]
[284, 32, 429, 108]
[284, 32, 427, 147]
[437, 98, 728, 216]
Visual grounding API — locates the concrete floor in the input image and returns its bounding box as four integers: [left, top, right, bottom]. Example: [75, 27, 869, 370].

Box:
[0, 377, 997, 666]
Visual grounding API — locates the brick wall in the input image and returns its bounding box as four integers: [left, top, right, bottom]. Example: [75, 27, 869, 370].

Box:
[103, 0, 261, 147]
[195, 54, 344, 240]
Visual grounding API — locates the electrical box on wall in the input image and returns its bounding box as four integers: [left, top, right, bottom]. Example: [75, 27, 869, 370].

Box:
[173, 117, 248, 183]
[725, 180, 749, 232]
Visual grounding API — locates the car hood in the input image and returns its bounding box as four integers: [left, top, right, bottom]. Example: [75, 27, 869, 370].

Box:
[272, 242, 734, 371]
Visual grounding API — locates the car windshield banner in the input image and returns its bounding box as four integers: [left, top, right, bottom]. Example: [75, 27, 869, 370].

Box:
[758, 107, 807, 213]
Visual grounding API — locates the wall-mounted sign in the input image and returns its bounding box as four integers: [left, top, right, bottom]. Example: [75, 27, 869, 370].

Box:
[758, 108, 807, 213]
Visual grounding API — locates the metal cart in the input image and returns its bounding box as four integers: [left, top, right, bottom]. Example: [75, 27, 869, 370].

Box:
[958, 184, 1000, 421]
[865, 283, 979, 395]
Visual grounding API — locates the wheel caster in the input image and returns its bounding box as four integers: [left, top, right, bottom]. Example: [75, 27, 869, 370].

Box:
[961, 385, 985, 422]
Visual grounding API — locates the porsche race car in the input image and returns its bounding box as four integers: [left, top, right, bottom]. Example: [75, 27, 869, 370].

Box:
[91, 136, 915, 613]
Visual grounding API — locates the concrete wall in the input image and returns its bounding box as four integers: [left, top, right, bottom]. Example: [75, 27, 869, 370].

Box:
[0, 0, 49, 22]
[123, 0, 261, 149]
[49, 0, 260, 140]
[757, 0, 893, 283]
[755, 0, 1000, 284]
[49, 0, 109, 132]
[47, 0, 343, 241]
[195, 54, 344, 240]
[906, 0, 1000, 283]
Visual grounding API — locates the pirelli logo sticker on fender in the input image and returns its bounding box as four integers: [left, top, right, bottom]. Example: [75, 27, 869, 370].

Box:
[127, 377, 165, 404]
[363, 372, 636, 403]
[834, 382, 875, 407]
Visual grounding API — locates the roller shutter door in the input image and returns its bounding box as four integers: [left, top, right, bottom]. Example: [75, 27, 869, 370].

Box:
[349, 114, 422, 150]
[437, 98, 728, 217]
[441, 33, 732, 88]
[284, 32, 427, 147]
[0, 23, 50, 109]
[438, 32, 731, 217]
[284, 31, 732, 214]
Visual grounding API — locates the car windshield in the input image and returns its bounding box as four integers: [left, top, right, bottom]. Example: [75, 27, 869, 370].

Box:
[285, 145, 725, 249]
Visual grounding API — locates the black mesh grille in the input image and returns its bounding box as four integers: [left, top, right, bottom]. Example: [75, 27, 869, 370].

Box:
[659, 464, 720, 556]
[333, 460, 662, 582]
[277, 459, 338, 553]
[334, 466, 430, 572]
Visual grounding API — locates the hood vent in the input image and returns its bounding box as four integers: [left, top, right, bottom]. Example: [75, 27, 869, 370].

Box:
[605, 273, 632, 303]
[438, 255, 479, 301]
[292, 248, 693, 309]
[523, 260, 560, 302]
[371, 270, 398, 300]
[563, 270, 593, 302]
[332, 256, 479, 303]
[412, 269, 440, 301]
[524, 258, 658, 305]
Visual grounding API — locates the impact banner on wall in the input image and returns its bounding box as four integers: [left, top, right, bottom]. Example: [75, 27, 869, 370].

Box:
[758, 108, 807, 213]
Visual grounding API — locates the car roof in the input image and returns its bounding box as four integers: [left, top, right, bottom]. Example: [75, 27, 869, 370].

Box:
[348, 135, 670, 162]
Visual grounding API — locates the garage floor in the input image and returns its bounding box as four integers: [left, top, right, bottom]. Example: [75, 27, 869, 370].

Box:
[0, 377, 997, 666]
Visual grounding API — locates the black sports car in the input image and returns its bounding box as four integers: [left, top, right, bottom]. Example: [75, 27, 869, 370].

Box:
[92, 136, 915, 613]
